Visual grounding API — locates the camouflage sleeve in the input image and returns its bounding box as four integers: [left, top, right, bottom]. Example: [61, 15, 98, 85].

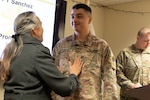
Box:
[116, 51, 134, 89]
[102, 46, 119, 100]
[52, 41, 61, 66]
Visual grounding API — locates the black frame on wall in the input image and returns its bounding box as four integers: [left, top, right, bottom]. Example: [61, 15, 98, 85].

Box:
[52, 0, 67, 48]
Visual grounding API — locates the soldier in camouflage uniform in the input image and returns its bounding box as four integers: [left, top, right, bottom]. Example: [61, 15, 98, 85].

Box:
[116, 27, 150, 100]
[52, 3, 118, 100]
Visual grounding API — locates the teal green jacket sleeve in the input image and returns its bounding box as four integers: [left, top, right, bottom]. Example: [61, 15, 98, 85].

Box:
[35, 45, 79, 96]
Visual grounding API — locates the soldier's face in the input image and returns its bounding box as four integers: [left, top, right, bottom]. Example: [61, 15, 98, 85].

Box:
[70, 8, 92, 33]
[138, 33, 150, 50]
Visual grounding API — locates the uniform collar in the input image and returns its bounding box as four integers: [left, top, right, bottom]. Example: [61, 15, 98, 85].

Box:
[131, 44, 150, 53]
[66, 32, 94, 46]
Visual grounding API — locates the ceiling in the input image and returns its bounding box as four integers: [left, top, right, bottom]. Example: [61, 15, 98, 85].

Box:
[91, 0, 142, 5]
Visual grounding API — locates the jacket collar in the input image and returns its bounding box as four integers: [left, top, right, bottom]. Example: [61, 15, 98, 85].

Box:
[22, 34, 41, 45]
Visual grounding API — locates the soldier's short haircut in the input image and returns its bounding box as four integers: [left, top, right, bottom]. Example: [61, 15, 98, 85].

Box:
[138, 27, 150, 37]
[72, 3, 92, 14]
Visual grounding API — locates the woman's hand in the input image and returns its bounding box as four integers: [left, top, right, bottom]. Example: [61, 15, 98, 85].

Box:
[69, 57, 83, 76]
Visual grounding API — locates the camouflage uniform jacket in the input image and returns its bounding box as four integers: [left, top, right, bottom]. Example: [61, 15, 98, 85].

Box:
[53, 33, 118, 100]
[116, 44, 150, 97]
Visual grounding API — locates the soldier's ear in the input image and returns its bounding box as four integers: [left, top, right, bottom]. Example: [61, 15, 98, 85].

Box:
[88, 17, 92, 24]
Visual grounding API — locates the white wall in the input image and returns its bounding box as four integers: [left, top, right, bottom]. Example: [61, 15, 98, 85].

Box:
[0, 81, 4, 100]
[104, 0, 150, 56]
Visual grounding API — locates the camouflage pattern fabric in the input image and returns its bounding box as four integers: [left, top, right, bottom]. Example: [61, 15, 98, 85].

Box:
[52, 33, 118, 100]
[116, 44, 150, 100]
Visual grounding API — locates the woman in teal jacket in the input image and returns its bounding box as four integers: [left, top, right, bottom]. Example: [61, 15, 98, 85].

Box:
[0, 11, 83, 100]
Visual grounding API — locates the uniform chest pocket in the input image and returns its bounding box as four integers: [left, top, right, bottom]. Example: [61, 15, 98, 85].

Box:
[59, 48, 70, 59]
